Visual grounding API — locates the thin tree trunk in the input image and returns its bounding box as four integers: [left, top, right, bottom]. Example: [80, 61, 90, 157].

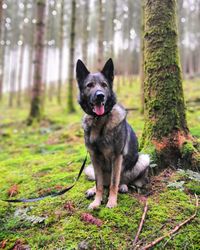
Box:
[17, 0, 27, 107]
[0, 0, 3, 101]
[198, 1, 200, 74]
[57, 0, 64, 104]
[141, 0, 199, 171]
[43, 2, 51, 102]
[0, 0, 2, 44]
[0, 16, 7, 102]
[82, 0, 89, 64]
[188, 49, 194, 78]
[27, 39, 34, 101]
[110, 0, 116, 59]
[97, 0, 104, 70]
[67, 0, 76, 113]
[9, 48, 18, 107]
[28, 0, 46, 124]
[26, 5, 35, 102]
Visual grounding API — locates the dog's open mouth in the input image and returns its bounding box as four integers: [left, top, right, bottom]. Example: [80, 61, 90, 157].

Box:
[93, 103, 105, 116]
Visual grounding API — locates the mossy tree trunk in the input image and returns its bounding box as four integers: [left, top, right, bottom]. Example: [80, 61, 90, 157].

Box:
[28, 0, 46, 124]
[140, 0, 145, 114]
[141, 0, 199, 171]
[67, 0, 76, 113]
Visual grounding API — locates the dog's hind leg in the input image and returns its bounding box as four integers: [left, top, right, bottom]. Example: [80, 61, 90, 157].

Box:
[85, 186, 96, 198]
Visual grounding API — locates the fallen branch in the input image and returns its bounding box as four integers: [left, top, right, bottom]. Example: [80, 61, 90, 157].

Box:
[141, 194, 199, 250]
[133, 199, 148, 247]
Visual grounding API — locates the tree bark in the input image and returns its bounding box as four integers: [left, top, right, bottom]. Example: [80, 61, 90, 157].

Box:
[110, 0, 116, 60]
[0, 0, 3, 101]
[9, 48, 18, 107]
[28, 0, 46, 124]
[82, 0, 89, 64]
[140, 0, 145, 114]
[17, 0, 27, 107]
[67, 0, 76, 113]
[57, 0, 64, 104]
[97, 0, 104, 70]
[27, 31, 34, 101]
[141, 0, 199, 171]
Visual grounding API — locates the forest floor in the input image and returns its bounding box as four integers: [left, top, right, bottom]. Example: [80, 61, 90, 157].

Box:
[0, 78, 200, 250]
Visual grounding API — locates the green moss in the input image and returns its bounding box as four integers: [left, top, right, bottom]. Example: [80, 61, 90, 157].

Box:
[181, 141, 197, 156]
[185, 182, 200, 195]
[0, 79, 199, 249]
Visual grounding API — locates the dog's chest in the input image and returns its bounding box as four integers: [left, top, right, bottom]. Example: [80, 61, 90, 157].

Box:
[82, 104, 127, 154]
[87, 121, 112, 147]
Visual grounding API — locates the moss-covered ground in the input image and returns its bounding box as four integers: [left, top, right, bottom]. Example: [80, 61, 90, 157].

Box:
[0, 78, 199, 249]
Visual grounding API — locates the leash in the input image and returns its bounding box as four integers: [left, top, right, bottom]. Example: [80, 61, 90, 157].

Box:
[2, 154, 88, 203]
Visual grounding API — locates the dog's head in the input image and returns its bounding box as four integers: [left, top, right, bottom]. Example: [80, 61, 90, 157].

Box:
[76, 58, 116, 116]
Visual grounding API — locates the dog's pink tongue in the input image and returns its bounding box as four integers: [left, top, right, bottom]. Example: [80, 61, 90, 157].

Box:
[93, 105, 105, 116]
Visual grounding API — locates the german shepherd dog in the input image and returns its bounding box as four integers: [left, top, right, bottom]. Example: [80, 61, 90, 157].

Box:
[76, 58, 150, 209]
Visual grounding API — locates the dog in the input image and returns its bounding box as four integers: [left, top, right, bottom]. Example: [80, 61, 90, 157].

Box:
[76, 58, 150, 209]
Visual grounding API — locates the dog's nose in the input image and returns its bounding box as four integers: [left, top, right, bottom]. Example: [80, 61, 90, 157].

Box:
[95, 90, 105, 101]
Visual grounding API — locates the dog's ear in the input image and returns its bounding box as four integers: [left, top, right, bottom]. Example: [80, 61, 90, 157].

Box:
[76, 59, 90, 85]
[101, 58, 114, 83]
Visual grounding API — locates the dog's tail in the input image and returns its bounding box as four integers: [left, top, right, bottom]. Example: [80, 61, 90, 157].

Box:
[133, 154, 150, 177]
[84, 164, 95, 181]
[132, 154, 150, 187]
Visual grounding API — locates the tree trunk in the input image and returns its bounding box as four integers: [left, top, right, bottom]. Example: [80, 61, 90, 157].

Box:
[57, 0, 64, 104]
[140, 0, 145, 114]
[110, 0, 116, 59]
[27, 35, 34, 101]
[0, 0, 3, 101]
[97, 0, 104, 70]
[198, 1, 200, 75]
[43, 2, 51, 102]
[141, 0, 199, 171]
[27, 0, 46, 124]
[9, 48, 18, 108]
[26, 3, 35, 102]
[82, 0, 89, 64]
[67, 0, 76, 113]
[17, 0, 27, 107]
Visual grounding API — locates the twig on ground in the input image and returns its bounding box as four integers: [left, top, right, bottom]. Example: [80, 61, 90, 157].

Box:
[133, 199, 148, 248]
[135, 222, 167, 247]
[141, 194, 199, 250]
[162, 232, 179, 248]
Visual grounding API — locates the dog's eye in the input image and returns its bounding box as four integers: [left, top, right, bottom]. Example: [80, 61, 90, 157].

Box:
[101, 82, 108, 88]
[86, 82, 94, 88]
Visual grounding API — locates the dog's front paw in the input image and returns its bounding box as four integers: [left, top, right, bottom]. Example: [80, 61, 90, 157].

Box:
[119, 184, 128, 193]
[106, 199, 117, 208]
[85, 186, 96, 199]
[88, 200, 101, 210]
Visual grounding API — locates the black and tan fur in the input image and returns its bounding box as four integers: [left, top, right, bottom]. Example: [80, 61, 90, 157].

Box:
[76, 59, 150, 209]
